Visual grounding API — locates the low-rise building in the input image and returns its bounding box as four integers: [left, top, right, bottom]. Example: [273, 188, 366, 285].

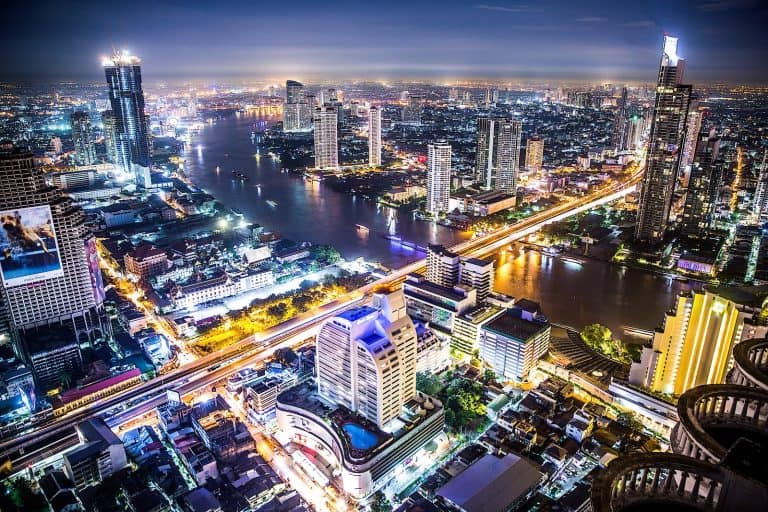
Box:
[124, 242, 169, 280]
[480, 307, 551, 382]
[62, 418, 127, 490]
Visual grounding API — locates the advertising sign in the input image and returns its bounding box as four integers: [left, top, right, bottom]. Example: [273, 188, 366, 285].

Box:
[0, 205, 64, 287]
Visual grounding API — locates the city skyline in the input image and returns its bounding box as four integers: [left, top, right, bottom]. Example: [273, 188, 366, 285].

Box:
[1, 1, 767, 83]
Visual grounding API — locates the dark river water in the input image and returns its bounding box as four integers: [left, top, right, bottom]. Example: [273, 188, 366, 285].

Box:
[184, 113, 700, 337]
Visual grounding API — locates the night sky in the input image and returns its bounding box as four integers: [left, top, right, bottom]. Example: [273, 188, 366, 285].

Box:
[1, 0, 766, 83]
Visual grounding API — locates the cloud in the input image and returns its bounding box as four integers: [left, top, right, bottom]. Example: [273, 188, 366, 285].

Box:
[575, 17, 607, 23]
[473, 4, 539, 13]
[621, 20, 656, 28]
[697, 0, 757, 12]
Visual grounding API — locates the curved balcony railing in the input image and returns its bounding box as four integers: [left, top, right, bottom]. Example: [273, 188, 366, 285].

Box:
[671, 384, 768, 464]
[729, 338, 768, 391]
[591, 453, 726, 512]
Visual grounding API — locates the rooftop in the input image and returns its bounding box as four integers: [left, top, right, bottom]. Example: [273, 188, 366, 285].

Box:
[484, 309, 549, 341]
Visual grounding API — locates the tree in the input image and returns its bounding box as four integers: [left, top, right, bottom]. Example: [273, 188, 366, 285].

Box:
[369, 491, 392, 512]
[482, 368, 496, 384]
[616, 411, 644, 432]
[416, 372, 442, 396]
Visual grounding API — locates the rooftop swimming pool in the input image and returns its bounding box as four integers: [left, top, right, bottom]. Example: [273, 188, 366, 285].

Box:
[342, 423, 379, 450]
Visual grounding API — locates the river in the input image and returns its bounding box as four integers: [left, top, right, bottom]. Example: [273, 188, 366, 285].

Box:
[184, 113, 701, 338]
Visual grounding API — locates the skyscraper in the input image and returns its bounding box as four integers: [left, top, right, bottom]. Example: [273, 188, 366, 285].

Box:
[284, 80, 312, 132]
[103, 51, 152, 185]
[680, 126, 721, 235]
[315, 288, 417, 429]
[313, 105, 339, 169]
[611, 87, 629, 151]
[0, 144, 109, 365]
[525, 136, 544, 173]
[70, 111, 96, 166]
[100, 110, 118, 165]
[402, 94, 423, 124]
[679, 103, 704, 176]
[634, 36, 692, 244]
[752, 151, 768, 223]
[474, 117, 522, 194]
[368, 106, 381, 167]
[427, 142, 451, 216]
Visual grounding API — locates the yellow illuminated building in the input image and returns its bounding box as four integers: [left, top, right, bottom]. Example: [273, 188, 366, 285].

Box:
[629, 287, 768, 396]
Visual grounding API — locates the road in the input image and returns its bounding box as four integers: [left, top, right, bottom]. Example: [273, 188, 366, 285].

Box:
[0, 168, 641, 474]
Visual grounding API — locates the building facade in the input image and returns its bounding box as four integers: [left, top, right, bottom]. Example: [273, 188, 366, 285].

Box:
[525, 136, 544, 173]
[426, 142, 451, 216]
[480, 308, 551, 382]
[70, 111, 96, 166]
[634, 36, 692, 244]
[368, 106, 381, 167]
[475, 117, 522, 194]
[103, 51, 152, 184]
[680, 127, 721, 235]
[313, 106, 339, 170]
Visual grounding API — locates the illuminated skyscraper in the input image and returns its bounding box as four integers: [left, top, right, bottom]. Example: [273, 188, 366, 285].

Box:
[629, 287, 767, 396]
[525, 136, 544, 173]
[679, 103, 704, 176]
[635, 36, 692, 244]
[474, 117, 522, 194]
[70, 111, 96, 166]
[313, 105, 338, 169]
[315, 288, 417, 429]
[283, 80, 312, 132]
[753, 151, 768, 223]
[427, 142, 451, 216]
[103, 51, 152, 185]
[368, 106, 381, 167]
[611, 87, 629, 151]
[680, 126, 721, 235]
[0, 144, 109, 376]
[100, 110, 118, 165]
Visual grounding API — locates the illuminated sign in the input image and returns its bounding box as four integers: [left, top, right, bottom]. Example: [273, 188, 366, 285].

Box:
[0, 205, 64, 287]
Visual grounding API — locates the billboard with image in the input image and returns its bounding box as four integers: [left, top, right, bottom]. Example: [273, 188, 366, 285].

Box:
[0, 205, 64, 287]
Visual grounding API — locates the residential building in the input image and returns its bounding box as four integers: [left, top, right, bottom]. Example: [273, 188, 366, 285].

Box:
[403, 274, 477, 335]
[611, 87, 628, 151]
[460, 257, 494, 301]
[63, 418, 127, 490]
[475, 117, 522, 194]
[480, 307, 551, 382]
[70, 111, 96, 166]
[680, 126, 721, 235]
[635, 36, 693, 244]
[427, 142, 451, 216]
[313, 105, 339, 169]
[368, 106, 381, 167]
[283, 80, 312, 132]
[426, 244, 460, 288]
[753, 151, 768, 223]
[525, 136, 544, 172]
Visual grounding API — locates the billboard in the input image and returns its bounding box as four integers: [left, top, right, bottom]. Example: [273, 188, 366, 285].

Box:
[85, 238, 106, 303]
[0, 205, 64, 287]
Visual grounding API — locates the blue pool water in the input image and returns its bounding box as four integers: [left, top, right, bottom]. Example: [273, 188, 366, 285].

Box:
[342, 423, 379, 450]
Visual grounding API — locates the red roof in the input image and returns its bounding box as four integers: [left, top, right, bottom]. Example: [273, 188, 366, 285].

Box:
[60, 368, 141, 403]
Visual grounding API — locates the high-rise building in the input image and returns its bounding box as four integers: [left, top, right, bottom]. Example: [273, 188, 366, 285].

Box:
[0, 144, 109, 363]
[474, 117, 522, 194]
[680, 127, 721, 235]
[100, 110, 118, 165]
[283, 80, 312, 132]
[315, 288, 417, 429]
[313, 106, 339, 170]
[459, 257, 494, 301]
[611, 87, 629, 151]
[634, 36, 692, 244]
[752, 152, 768, 223]
[525, 136, 544, 173]
[70, 111, 96, 166]
[368, 106, 381, 167]
[426, 244, 460, 288]
[426, 142, 451, 216]
[626, 112, 646, 151]
[479, 307, 551, 382]
[103, 51, 152, 185]
[679, 104, 704, 176]
[402, 94, 423, 124]
[629, 287, 768, 396]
